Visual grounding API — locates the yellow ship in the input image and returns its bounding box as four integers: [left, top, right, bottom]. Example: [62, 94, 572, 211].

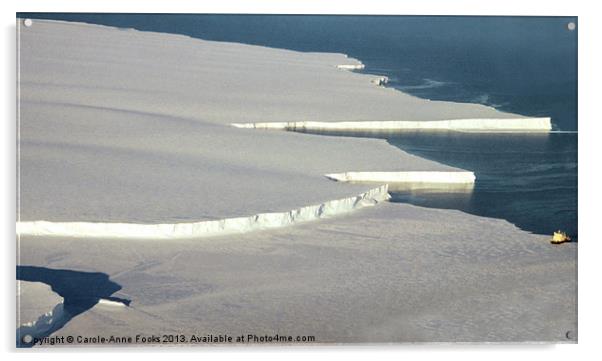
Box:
[551, 230, 571, 244]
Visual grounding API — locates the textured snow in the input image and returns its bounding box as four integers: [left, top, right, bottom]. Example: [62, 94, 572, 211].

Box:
[19, 203, 576, 343]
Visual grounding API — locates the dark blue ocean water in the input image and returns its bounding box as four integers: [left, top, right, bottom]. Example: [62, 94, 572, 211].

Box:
[19, 14, 578, 236]
[299, 130, 577, 237]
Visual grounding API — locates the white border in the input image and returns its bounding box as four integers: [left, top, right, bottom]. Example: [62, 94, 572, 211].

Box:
[3, 0, 600, 359]
[6, 0, 585, 15]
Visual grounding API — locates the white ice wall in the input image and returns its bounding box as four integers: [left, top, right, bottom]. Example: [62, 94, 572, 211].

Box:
[325, 171, 476, 184]
[336, 63, 365, 70]
[232, 117, 552, 132]
[17, 185, 390, 239]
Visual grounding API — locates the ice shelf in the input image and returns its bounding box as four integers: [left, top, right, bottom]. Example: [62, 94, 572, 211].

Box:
[18, 20, 550, 235]
[17, 185, 390, 239]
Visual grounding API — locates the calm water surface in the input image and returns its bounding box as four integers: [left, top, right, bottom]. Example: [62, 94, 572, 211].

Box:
[386, 132, 577, 237]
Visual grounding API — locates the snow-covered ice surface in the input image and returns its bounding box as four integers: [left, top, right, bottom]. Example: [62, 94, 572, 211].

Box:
[16, 19, 576, 343]
[19, 21, 534, 126]
[16, 281, 66, 347]
[17, 281, 63, 326]
[19, 203, 576, 343]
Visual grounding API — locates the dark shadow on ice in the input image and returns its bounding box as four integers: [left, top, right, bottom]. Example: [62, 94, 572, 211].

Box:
[16, 265, 131, 348]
